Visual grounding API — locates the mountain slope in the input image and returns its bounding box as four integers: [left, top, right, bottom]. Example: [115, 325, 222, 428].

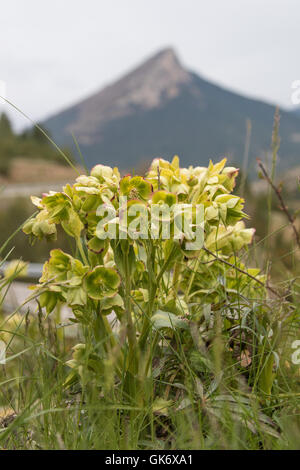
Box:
[43, 48, 300, 172]
[293, 107, 300, 117]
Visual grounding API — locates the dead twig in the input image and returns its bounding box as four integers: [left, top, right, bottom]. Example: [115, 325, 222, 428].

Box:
[203, 247, 282, 299]
[257, 160, 300, 249]
[157, 165, 161, 190]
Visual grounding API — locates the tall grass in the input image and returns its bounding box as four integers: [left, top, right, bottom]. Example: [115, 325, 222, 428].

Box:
[0, 287, 299, 450]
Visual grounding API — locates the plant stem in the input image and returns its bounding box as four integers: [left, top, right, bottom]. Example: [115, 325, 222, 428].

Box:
[139, 242, 177, 350]
[123, 247, 138, 404]
[185, 256, 201, 302]
[76, 237, 89, 265]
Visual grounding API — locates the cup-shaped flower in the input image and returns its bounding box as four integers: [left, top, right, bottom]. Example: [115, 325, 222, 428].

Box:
[214, 194, 247, 225]
[40, 249, 88, 285]
[120, 175, 152, 201]
[40, 249, 71, 283]
[90, 164, 120, 187]
[151, 190, 177, 207]
[39, 289, 63, 316]
[23, 210, 57, 242]
[85, 266, 120, 300]
[146, 156, 186, 195]
[205, 222, 255, 254]
[222, 167, 239, 192]
[74, 175, 114, 210]
[42, 192, 73, 223]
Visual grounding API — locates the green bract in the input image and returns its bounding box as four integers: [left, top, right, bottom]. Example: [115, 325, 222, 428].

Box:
[42, 192, 72, 223]
[23, 209, 57, 242]
[90, 164, 120, 186]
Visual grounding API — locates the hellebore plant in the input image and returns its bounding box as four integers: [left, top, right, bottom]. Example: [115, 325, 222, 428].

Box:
[24, 156, 273, 407]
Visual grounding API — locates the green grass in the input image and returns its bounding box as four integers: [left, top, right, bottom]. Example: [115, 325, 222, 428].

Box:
[0, 254, 299, 450]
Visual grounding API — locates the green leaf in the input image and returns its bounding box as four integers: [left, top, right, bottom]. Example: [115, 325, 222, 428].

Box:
[259, 354, 275, 395]
[152, 397, 173, 416]
[66, 286, 87, 306]
[100, 293, 124, 313]
[87, 237, 109, 254]
[111, 240, 136, 278]
[151, 310, 188, 331]
[61, 209, 84, 239]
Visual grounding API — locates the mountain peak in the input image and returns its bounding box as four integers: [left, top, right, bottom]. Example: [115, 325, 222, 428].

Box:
[146, 47, 181, 66]
[64, 47, 191, 143]
[152, 46, 177, 57]
[43, 47, 300, 172]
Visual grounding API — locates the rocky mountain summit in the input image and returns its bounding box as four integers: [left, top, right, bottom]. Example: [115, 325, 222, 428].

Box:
[43, 48, 300, 173]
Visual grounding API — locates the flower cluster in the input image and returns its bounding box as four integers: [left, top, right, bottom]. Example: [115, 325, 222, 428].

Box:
[23, 156, 259, 319]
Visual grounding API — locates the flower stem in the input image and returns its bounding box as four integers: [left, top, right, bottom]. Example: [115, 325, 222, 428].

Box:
[76, 237, 89, 265]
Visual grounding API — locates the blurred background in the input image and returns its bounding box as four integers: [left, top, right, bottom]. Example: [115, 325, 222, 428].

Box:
[0, 0, 299, 277]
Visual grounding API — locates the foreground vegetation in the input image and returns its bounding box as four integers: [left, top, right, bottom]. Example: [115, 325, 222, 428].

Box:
[0, 153, 299, 450]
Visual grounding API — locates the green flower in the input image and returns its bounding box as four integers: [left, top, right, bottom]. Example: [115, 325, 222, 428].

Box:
[40, 249, 88, 285]
[85, 266, 120, 300]
[40, 249, 71, 283]
[38, 249, 89, 310]
[151, 190, 177, 207]
[205, 222, 255, 253]
[74, 175, 102, 194]
[23, 210, 57, 242]
[74, 175, 114, 209]
[90, 164, 120, 187]
[146, 156, 187, 195]
[120, 175, 152, 201]
[221, 167, 239, 191]
[39, 289, 63, 315]
[214, 194, 247, 224]
[42, 192, 72, 223]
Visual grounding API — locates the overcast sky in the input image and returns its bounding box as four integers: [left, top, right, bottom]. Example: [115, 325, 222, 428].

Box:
[1, 0, 299, 130]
